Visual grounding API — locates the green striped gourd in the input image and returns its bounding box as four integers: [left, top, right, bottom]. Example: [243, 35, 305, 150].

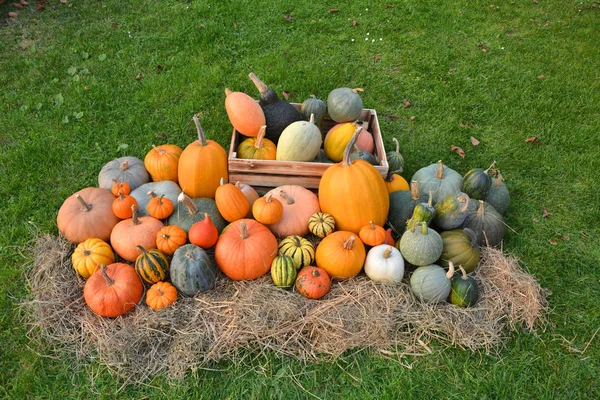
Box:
[308, 212, 335, 238]
[135, 246, 169, 284]
[462, 161, 496, 200]
[278, 235, 315, 270]
[271, 255, 297, 288]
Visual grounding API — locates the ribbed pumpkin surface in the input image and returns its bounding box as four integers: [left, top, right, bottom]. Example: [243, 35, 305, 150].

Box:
[135, 246, 169, 284]
[270, 256, 297, 288]
[278, 235, 315, 270]
[308, 212, 335, 238]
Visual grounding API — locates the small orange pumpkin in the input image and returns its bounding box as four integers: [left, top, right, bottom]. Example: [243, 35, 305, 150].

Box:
[146, 281, 178, 311]
[112, 193, 138, 219]
[236, 125, 276, 160]
[215, 178, 250, 222]
[252, 193, 284, 225]
[315, 231, 366, 280]
[188, 213, 219, 249]
[295, 266, 331, 300]
[358, 221, 386, 247]
[385, 173, 410, 194]
[156, 225, 187, 256]
[144, 144, 183, 183]
[111, 180, 131, 196]
[147, 193, 174, 220]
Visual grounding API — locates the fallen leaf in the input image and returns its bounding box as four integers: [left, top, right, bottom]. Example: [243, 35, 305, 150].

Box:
[402, 98, 411, 108]
[60, 0, 67, 3]
[451, 145, 466, 158]
[385, 3, 394, 8]
[374, 54, 380, 63]
[20, 0, 28, 4]
[232, 20, 237, 28]
[155, 133, 166, 140]
[328, 8, 339, 13]
[311, 20, 316, 23]
[548, 239, 557, 245]
[12, 3, 24, 8]
[135, 73, 143, 80]
[525, 136, 540, 143]
[448, 67, 457, 74]
[542, 208, 549, 218]
[282, 91, 290, 100]
[284, 14, 292, 22]
[538, 74, 545, 79]
[199, 24, 205, 29]
[470, 136, 480, 146]
[409, 116, 416, 121]
[533, 0, 538, 3]
[352, 20, 358, 27]
[84, 86, 90, 91]
[533, 217, 540, 223]
[459, 123, 465, 128]
[478, 44, 489, 53]
[35, 3, 44, 11]
[111, 23, 119, 29]
[490, 4, 495, 8]
[386, 115, 398, 121]
[580, 231, 589, 238]
[156, 64, 163, 72]
[559, 233, 570, 241]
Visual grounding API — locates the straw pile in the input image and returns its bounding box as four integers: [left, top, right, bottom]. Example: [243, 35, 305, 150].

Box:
[22, 233, 548, 385]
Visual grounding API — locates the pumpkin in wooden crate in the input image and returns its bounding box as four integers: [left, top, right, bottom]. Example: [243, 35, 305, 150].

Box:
[364, 245, 405, 283]
[410, 263, 455, 303]
[167, 192, 227, 233]
[276, 114, 323, 162]
[308, 212, 335, 238]
[170, 244, 217, 296]
[155, 225, 187, 256]
[295, 266, 331, 300]
[323, 122, 358, 163]
[98, 156, 149, 191]
[134, 246, 169, 284]
[146, 281, 178, 311]
[265, 185, 320, 238]
[215, 219, 278, 281]
[315, 231, 366, 280]
[57, 187, 120, 244]
[358, 221, 386, 247]
[236, 125, 276, 160]
[438, 228, 481, 273]
[399, 222, 443, 267]
[84, 263, 143, 317]
[386, 137, 405, 174]
[215, 178, 250, 223]
[178, 115, 228, 199]
[411, 160, 463, 204]
[278, 235, 315, 270]
[112, 193, 138, 219]
[327, 87, 363, 123]
[319, 126, 389, 235]
[110, 205, 164, 262]
[300, 95, 327, 130]
[252, 193, 284, 225]
[144, 144, 183, 184]
[270, 255, 297, 288]
[72, 238, 115, 279]
[188, 213, 219, 249]
[225, 88, 266, 137]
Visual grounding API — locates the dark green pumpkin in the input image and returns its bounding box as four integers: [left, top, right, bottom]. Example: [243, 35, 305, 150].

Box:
[462, 161, 495, 200]
[167, 193, 227, 233]
[406, 192, 435, 230]
[387, 180, 427, 235]
[450, 264, 480, 307]
[135, 246, 169, 284]
[433, 193, 471, 231]
[411, 160, 463, 204]
[461, 200, 506, 247]
[170, 244, 217, 296]
[438, 228, 480, 273]
[399, 222, 443, 267]
[483, 173, 510, 215]
[314, 149, 334, 164]
[301, 95, 327, 130]
[271, 255, 297, 288]
[350, 145, 378, 165]
[386, 137, 405, 174]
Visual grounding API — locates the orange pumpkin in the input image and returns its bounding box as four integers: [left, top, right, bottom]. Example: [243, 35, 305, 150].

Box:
[224, 88, 266, 137]
[110, 205, 164, 262]
[71, 238, 115, 279]
[177, 115, 228, 199]
[144, 144, 182, 183]
[84, 263, 143, 317]
[156, 225, 187, 256]
[236, 125, 276, 160]
[383, 228, 396, 246]
[147, 193, 174, 220]
[315, 231, 366, 280]
[295, 266, 331, 300]
[252, 193, 284, 225]
[111, 180, 131, 196]
[385, 173, 410, 194]
[214, 219, 278, 281]
[57, 187, 120, 244]
[112, 193, 138, 219]
[264, 185, 320, 238]
[215, 178, 250, 222]
[188, 213, 219, 249]
[318, 126, 389, 234]
[358, 221, 386, 246]
[146, 281, 178, 311]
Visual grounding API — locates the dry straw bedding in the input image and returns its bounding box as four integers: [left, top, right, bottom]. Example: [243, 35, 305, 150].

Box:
[23, 233, 548, 385]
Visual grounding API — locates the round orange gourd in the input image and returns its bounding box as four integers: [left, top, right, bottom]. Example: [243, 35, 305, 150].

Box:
[315, 231, 366, 281]
[144, 144, 183, 183]
[146, 281, 178, 311]
[147, 194, 174, 219]
[155, 225, 187, 256]
[214, 219, 278, 281]
[110, 205, 164, 262]
[264, 185, 320, 238]
[177, 115, 228, 199]
[111, 180, 131, 196]
[112, 193, 138, 219]
[84, 263, 143, 317]
[385, 173, 410, 194]
[318, 127, 389, 234]
[57, 187, 120, 244]
[359, 221, 386, 246]
[215, 178, 250, 222]
[188, 213, 219, 249]
[252, 193, 284, 225]
[295, 266, 331, 300]
[236, 125, 276, 160]
[72, 238, 115, 279]
[225, 88, 266, 137]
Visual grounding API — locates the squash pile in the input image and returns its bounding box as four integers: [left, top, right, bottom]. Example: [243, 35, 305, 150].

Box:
[57, 79, 512, 318]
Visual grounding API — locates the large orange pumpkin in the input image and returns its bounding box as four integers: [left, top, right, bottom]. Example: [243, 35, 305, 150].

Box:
[57, 187, 120, 244]
[84, 263, 143, 317]
[315, 231, 366, 280]
[214, 219, 278, 281]
[224, 88, 266, 137]
[177, 115, 228, 199]
[318, 127, 389, 234]
[110, 205, 164, 262]
[144, 144, 183, 183]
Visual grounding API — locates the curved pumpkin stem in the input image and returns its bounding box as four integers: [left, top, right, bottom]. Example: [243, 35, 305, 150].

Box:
[341, 126, 363, 167]
[254, 126, 267, 149]
[342, 235, 356, 250]
[178, 191, 199, 215]
[493, 173, 504, 188]
[225, 88, 233, 96]
[393, 137, 400, 153]
[239, 221, 248, 240]
[427, 191, 433, 207]
[458, 195, 470, 213]
[458, 265, 468, 280]
[248, 72, 269, 95]
[279, 190, 295, 205]
[436, 160, 445, 180]
[265, 193, 273, 203]
[147, 190, 158, 199]
[75, 194, 92, 212]
[219, 177, 226, 186]
[100, 264, 115, 286]
[352, 88, 365, 93]
[136, 245, 148, 255]
[152, 145, 167, 156]
[477, 200, 485, 220]
[410, 181, 420, 201]
[446, 261, 456, 279]
[485, 160, 497, 175]
[131, 204, 141, 225]
[383, 246, 393, 259]
[119, 160, 129, 171]
[192, 115, 208, 147]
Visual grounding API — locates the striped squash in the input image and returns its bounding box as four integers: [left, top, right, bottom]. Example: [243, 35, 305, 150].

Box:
[278, 235, 315, 270]
[270, 256, 297, 288]
[308, 212, 335, 238]
[135, 246, 169, 284]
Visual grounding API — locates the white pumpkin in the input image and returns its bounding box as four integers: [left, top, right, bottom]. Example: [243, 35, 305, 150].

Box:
[409, 263, 455, 303]
[276, 114, 322, 162]
[364, 245, 405, 283]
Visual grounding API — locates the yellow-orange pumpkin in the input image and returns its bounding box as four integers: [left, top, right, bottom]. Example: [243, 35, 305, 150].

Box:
[72, 238, 115, 279]
[144, 144, 183, 183]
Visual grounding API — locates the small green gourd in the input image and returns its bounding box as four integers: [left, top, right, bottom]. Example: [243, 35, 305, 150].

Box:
[386, 137, 405, 174]
[449, 264, 480, 307]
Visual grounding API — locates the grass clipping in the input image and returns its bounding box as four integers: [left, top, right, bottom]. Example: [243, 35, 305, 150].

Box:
[23, 234, 547, 384]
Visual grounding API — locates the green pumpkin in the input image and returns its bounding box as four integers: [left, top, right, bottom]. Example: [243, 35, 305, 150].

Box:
[167, 193, 227, 233]
[450, 264, 480, 307]
[276, 114, 323, 162]
[134, 246, 169, 284]
[327, 87, 363, 123]
[410, 263, 454, 303]
[438, 228, 480, 273]
[270, 255, 297, 288]
[386, 137, 405, 174]
[301, 95, 327, 130]
[387, 180, 427, 235]
[411, 160, 463, 204]
[278, 235, 315, 270]
[433, 193, 471, 231]
[170, 244, 217, 296]
[313, 149, 334, 164]
[350, 145, 378, 165]
[406, 192, 435, 230]
[483, 173, 510, 215]
[399, 222, 443, 267]
[461, 200, 506, 247]
[462, 161, 495, 200]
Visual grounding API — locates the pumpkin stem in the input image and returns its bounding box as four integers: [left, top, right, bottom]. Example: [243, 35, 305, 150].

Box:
[458, 195, 470, 213]
[458, 265, 468, 280]
[75, 194, 92, 212]
[265, 193, 273, 203]
[463, 228, 478, 248]
[493, 173, 504, 188]
[136, 245, 147, 255]
[485, 160, 497, 175]
[239, 221, 248, 240]
[225, 88, 233, 96]
[100, 264, 114, 286]
[341, 126, 363, 167]
[279, 190, 295, 205]
[420, 222, 428, 235]
[157, 286, 164, 296]
[342, 235, 356, 250]
[309, 113, 315, 125]
[192, 115, 208, 147]
[119, 160, 129, 171]
[254, 126, 267, 149]
[352, 88, 365, 93]
[131, 204, 141, 225]
[178, 192, 199, 215]
[410, 181, 420, 201]
[220, 177, 226, 186]
[477, 200, 485, 219]
[83, 249, 91, 256]
[369, 221, 375, 230]
[152, 145, 166, 156]
[446, 261, 456, 279]
[248, 72, 269, 95]
[292, 235, 302, 247]
[393, 137, 400, 153]
[427, 191, 433, 207]
[436, 160, 445, 180]
[157, 194, 166, 205]
[118, 192, 126, 200]
[383, 246, 393, 259]
[147, 190, 158, 199]
[311, 268, 321, 278]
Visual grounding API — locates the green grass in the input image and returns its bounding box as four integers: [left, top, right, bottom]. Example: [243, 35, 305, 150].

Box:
[1, 0, 599, 398]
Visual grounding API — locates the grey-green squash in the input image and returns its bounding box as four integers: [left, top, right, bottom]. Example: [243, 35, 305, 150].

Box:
[483, 173, 510, 215]
[433, 193, 471, 231]
[410, 262, 454, 303]
[461, 200, 506, 247]
[350, 145, 378, 165]
[98, 156, 149, 191]
[327, 87, 363, 123]
[387, 180, 427, 235]
[449, 263, 480, 307]
[276, 114, 323, 162]
[399, 222, 443, 267]
[170, 244, 217, 296]
[167, 192, 227, 233]
[300, 95, 327, 130]
[438, 228, 480, 273]
[411, 160, 463, 204]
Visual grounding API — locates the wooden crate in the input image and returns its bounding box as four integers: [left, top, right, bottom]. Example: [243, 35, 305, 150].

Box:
[228, 105, 389, 189]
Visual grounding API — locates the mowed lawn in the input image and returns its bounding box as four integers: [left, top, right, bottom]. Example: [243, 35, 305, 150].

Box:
[0, 0, 599, 398]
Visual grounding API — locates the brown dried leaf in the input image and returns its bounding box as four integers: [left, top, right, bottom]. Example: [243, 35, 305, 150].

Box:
[135, 73, 143, 80]
[409, 116, 416, 121]
[402, 98, 411, 108]
[328, 8, 339, 13]
[199, 23, 205, 29]
[386, 3, 394, 8]
[386, 115, 398, 121]
[59, 0, 67, 3]
[478, 44, 488, 53]
[525, 136, 540, 143]
[559, 233, 570, 241]
[580, 231, 590, 238]
[538, 74, 545, 79]
[548, 239, 557, 245]
[451, 145, 466, 158]
[282, 91, 291, 100]
[374, 54, 380, 63]
[35, 3, 44, 11]
[8, 11, 18, 17]
[533, 0, 538, 3]
[156, 64, 163, 72]
[459, 123, 465, 128]
[155, 133, 166, 140]
[533, 217, 540, 223]
[20, 0, 28, 4]
[470, 136, 481, 146]
[112, 23, 119, 29]
[284, 14, 292, 22]
[352, 20, 358, 27]
[12, 3, 24, 9]
[232, 20, 237, 28]
[542, 208, 549, 218]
